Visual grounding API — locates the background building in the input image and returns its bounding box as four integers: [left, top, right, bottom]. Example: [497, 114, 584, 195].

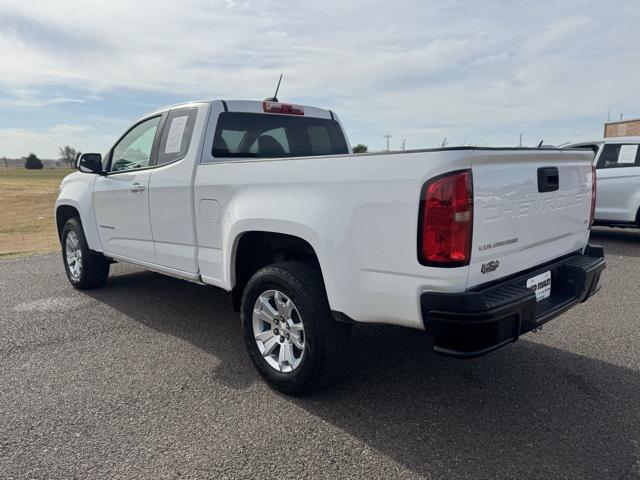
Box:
[604, 118, 640, 137]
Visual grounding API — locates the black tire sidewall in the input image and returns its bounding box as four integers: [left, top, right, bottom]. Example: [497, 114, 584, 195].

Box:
[61, 218, 89, 287]
[241, 266, 324, 393]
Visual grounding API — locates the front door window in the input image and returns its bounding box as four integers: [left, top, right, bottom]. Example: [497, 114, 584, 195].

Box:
[110, 116, 161, 172]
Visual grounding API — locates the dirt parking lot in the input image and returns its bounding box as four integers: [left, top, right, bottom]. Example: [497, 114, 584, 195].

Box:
[0, 227, 639, 479]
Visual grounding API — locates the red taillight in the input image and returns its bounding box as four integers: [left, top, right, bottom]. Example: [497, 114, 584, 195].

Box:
[262, 101, 304, 115]
[418, 170, 473, 266]
[590, 166, 597, 226]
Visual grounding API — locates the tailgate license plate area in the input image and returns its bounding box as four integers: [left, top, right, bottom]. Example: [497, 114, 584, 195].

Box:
[527, 271, 551, 302]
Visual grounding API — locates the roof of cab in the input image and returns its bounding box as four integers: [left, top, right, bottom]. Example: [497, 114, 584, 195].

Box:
[566, 136, 640, 148]
[601, 136, 640, 144]
[144, 99, 334, 120]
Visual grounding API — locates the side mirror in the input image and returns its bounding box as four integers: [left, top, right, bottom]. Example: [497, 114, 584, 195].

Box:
[78, 153, 103, 174]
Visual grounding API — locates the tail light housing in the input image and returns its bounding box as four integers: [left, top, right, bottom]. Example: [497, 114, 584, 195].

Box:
[263, 101, 304, 115]
[418, 170, 473, 267]
[590, 166, 597, 226]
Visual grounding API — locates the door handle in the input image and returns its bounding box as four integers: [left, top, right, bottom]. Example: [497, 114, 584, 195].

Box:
[537, 167, 559, 193]
[130, 182, 145, 192]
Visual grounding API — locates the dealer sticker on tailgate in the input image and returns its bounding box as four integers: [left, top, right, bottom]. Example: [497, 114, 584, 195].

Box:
[527, 271, 551, 301]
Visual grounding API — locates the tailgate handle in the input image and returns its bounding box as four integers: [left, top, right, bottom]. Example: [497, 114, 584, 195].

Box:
[537, 167, 559, 193]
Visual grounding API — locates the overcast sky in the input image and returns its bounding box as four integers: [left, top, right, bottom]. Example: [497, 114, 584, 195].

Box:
[1, 0, 639, 158]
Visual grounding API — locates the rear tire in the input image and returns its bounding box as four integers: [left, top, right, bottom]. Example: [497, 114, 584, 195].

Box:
[61, 217, 110, 290]
[241, 261, 350, 394]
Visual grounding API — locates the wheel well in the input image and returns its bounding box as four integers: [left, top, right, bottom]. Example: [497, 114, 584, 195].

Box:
[56, 205, 80, 240]
[231, 231, 322, 311]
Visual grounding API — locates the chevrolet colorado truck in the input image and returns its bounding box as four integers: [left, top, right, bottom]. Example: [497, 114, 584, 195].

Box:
[55, 99, 605, 393]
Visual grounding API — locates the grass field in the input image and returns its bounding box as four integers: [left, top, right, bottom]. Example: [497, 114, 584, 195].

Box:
[0, 168, 74, 257]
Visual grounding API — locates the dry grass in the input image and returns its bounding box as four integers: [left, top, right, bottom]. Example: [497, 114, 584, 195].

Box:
[0, 168, 74, 257]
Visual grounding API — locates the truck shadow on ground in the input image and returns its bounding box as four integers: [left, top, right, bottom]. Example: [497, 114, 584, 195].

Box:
[590, 226, 640, 258]
[86, 266, 640, 479]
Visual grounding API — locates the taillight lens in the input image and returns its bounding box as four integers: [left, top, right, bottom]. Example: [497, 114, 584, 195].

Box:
[590, 166, 597, 226]
[418, 170, 473, 266]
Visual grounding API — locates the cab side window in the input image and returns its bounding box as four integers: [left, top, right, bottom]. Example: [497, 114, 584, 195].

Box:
[110, 116, 161, 172]
[157, 108, 198, 165]
[597, 144, 640, 169]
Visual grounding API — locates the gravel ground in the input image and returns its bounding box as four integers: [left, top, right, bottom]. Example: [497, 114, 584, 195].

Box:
[1, 227, 639, 479]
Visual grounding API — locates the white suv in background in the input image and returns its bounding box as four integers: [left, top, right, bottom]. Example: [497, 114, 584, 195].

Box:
[568, 136, 640, 228]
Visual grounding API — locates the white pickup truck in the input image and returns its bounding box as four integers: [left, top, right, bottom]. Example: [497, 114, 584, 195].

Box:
[567, 136, 640, 228]
[55, 99, 605, 393]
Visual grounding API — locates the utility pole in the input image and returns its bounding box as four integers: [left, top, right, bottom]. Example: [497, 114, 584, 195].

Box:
[519, 133, 523, 147]
[607, 111, 611, 122]
[401, 139, 406, 151]
[2, 157, 7, 169]
[620, 113, 624, 121]
[383, 134, 392, 152]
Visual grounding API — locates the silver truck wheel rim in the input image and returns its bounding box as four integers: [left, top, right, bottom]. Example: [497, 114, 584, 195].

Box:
[65, 231, 82, 281]
[252, 290, 305, 373]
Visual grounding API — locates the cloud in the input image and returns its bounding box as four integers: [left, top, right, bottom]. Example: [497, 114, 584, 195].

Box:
[48, 123, 90, 135]
[471, 52, 511, 66]
[0, 0, 639, 154]
[0, 89, 86, 107]
[522, 16, 597, 56]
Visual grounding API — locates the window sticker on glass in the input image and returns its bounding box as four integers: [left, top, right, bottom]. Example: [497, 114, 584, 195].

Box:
[165, 116, 189, 154]
[618, 144, 638, 164]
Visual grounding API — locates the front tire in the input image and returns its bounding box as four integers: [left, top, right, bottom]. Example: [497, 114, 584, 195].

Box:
[61, 217, 110, 289]
[241, 261, 350, 394]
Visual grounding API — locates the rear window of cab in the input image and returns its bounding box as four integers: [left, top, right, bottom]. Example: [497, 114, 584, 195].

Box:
[596, 143, 640, 168]
[212, 112, 349, 159]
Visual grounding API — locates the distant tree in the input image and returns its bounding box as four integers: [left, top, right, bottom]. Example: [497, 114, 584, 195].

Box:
[59, 145, 78, 168]
[24, 153, 43, 170]
[352, 144, 368, 153]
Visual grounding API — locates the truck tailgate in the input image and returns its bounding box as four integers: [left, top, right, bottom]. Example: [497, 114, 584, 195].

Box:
[467, 149, 593, 289]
